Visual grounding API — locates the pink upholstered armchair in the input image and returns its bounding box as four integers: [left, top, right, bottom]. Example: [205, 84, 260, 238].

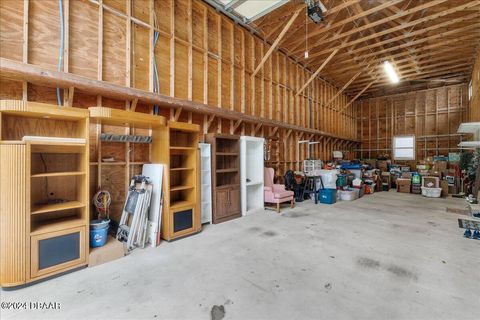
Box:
[264, 167, 294, 213]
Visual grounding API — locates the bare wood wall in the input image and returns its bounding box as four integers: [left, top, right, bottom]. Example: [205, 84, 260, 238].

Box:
[0, 0, 357, 173]
[355, 84, 469, 162]
[470, 49, 480, 121]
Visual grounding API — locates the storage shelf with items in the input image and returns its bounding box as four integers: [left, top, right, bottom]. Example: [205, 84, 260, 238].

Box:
[155, 121, 201, 241]
[89, 106, 166, 223]
[240, 136, 265, 216]
[0, 100, 89, 287]
[205, 134, 241, 224]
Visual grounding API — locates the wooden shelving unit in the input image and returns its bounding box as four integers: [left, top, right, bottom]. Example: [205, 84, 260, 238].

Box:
[89, 106, 166, 222]
[0, 100, 90, 287]
[240, 136, 265, 216]
[156, 121, 201, 240]
[199, 143, 212, 224]
[205, 134, 241, 224]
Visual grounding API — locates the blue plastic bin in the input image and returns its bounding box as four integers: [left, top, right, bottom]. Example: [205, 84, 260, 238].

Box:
[90, 219, 110, 248]
[319, 188, 337, 204]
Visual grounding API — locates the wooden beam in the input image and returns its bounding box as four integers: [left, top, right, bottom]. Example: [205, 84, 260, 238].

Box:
[252, 6, 303, 77]
[326, 71, 361, 109]
[296, 49, 339, 97]
[285, 0, 403, 50]
[174, 107, 182, 121]
[341, 81, 375, 112]
[304, 6, 479, 62]
[0, 58, 359, 142]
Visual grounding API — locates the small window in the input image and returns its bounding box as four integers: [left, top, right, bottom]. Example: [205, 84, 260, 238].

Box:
[393, 135, 415, 160]
[468, 80, 472, 101]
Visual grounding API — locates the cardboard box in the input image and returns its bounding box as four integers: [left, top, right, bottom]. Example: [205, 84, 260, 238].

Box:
[422, 176, 439, 188]
[433, 161, 447, 172]
[402, 172, 413, 179]
[89, 236, 126, 267]
[397, 178, 411, 193]
[440, 180, 448, 197]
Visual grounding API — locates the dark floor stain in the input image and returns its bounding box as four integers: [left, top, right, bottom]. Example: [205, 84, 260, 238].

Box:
[324, 283, 332, 291]
[427, 221, 438, 227]
[386, 265, 418, 280]
[283, 212, 309, 218]
[357, 257, 381, 269]
[211, 305, 225, 320]
[442, 260, 446, 264]
[262, 230, 278, 237]
[329, 256, 335, 259]
[224, 299, 233, 305]
[248, 226, 263, 232]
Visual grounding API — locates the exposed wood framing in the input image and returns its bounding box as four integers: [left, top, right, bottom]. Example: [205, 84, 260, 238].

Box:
[296, 49, 339, 97]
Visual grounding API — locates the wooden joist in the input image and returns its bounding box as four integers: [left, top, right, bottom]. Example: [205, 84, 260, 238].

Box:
[296, 49, 339, 97]
[0, 58, 357, 142]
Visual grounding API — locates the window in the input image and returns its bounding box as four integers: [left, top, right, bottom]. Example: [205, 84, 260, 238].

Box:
[393, 135, 415, 160]
[469, 80, 473, 100]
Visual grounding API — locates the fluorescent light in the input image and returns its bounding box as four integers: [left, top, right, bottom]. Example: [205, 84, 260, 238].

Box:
[383, 61, 399, 84]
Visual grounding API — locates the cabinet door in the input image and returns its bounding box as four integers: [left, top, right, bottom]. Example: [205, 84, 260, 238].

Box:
[30, 226, 86, 279]
[215, 189, 229, 219]
[228, 186, 241, 215]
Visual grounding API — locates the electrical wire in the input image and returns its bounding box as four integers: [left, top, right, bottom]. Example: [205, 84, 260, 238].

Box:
[56, 0, 65, 106]
[152, 13, 160, 115]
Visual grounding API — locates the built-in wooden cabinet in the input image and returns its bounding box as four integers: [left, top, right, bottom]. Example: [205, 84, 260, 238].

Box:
[205, 134, 241, 224]
[0, 100, 89, 287]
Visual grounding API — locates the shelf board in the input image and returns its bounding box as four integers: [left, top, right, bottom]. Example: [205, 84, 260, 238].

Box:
[457, 122, 480, 133]
[89, 106, 166, 128]
[170, 185, 194, 191]
[217, 168, 239, 173]
[130, 162, 150, 165]
[216, 184, 239, 189]
[246, 181, 263, 186]
[216, 152, 239, 156]
[170, 167, 194, 171]
[31, 201, 85, 215]
[31, 171, 85, 178]
[170, 200, 194, 209]
[458, 141, 480, 148]
[101, 161, 127, 165]
[31, 216, 86, 235]
[170, 146, 195, 151]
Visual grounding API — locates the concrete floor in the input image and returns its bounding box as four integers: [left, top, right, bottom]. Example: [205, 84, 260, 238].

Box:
[1, 191, 479, 320]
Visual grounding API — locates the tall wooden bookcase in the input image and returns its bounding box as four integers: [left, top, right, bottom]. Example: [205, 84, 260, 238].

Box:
[157, 121, 201, 240]
[0, 100, 89, 287]
[205, 134, 241, 224]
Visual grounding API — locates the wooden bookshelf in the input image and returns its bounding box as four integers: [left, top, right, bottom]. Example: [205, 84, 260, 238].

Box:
[88, 106, 166, 223]
[0, 100, 89, 287]
[155, 121, 201, 241]
[205, 134, 241, 224]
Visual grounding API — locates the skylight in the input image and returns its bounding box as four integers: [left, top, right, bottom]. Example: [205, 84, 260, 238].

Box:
[215, 0, 289, 22]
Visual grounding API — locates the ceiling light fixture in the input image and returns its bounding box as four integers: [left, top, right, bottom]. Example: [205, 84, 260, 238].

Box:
[383, 61, 399, 84]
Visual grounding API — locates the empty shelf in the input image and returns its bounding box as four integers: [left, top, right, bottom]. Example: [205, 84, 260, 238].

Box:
[216, 152, 239, 156]
[170, 167, 194, 171]
[217, 168, 239, 173]
[170, 200, 194, 209]
[31, 171, 85, 178]
[31, 217, 85, 235]
[170, 146, 195, 151]
[170, 185, 194, 191]
[31, 201, 85, 214]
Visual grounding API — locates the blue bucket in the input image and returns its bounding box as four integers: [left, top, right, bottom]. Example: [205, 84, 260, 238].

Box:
[90, 219, 110, 248]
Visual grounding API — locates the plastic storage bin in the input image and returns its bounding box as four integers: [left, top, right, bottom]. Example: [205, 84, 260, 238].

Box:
[339, 190, 358, 201]
[319, 188, 337, 204]
[421, 187, 442, 198]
